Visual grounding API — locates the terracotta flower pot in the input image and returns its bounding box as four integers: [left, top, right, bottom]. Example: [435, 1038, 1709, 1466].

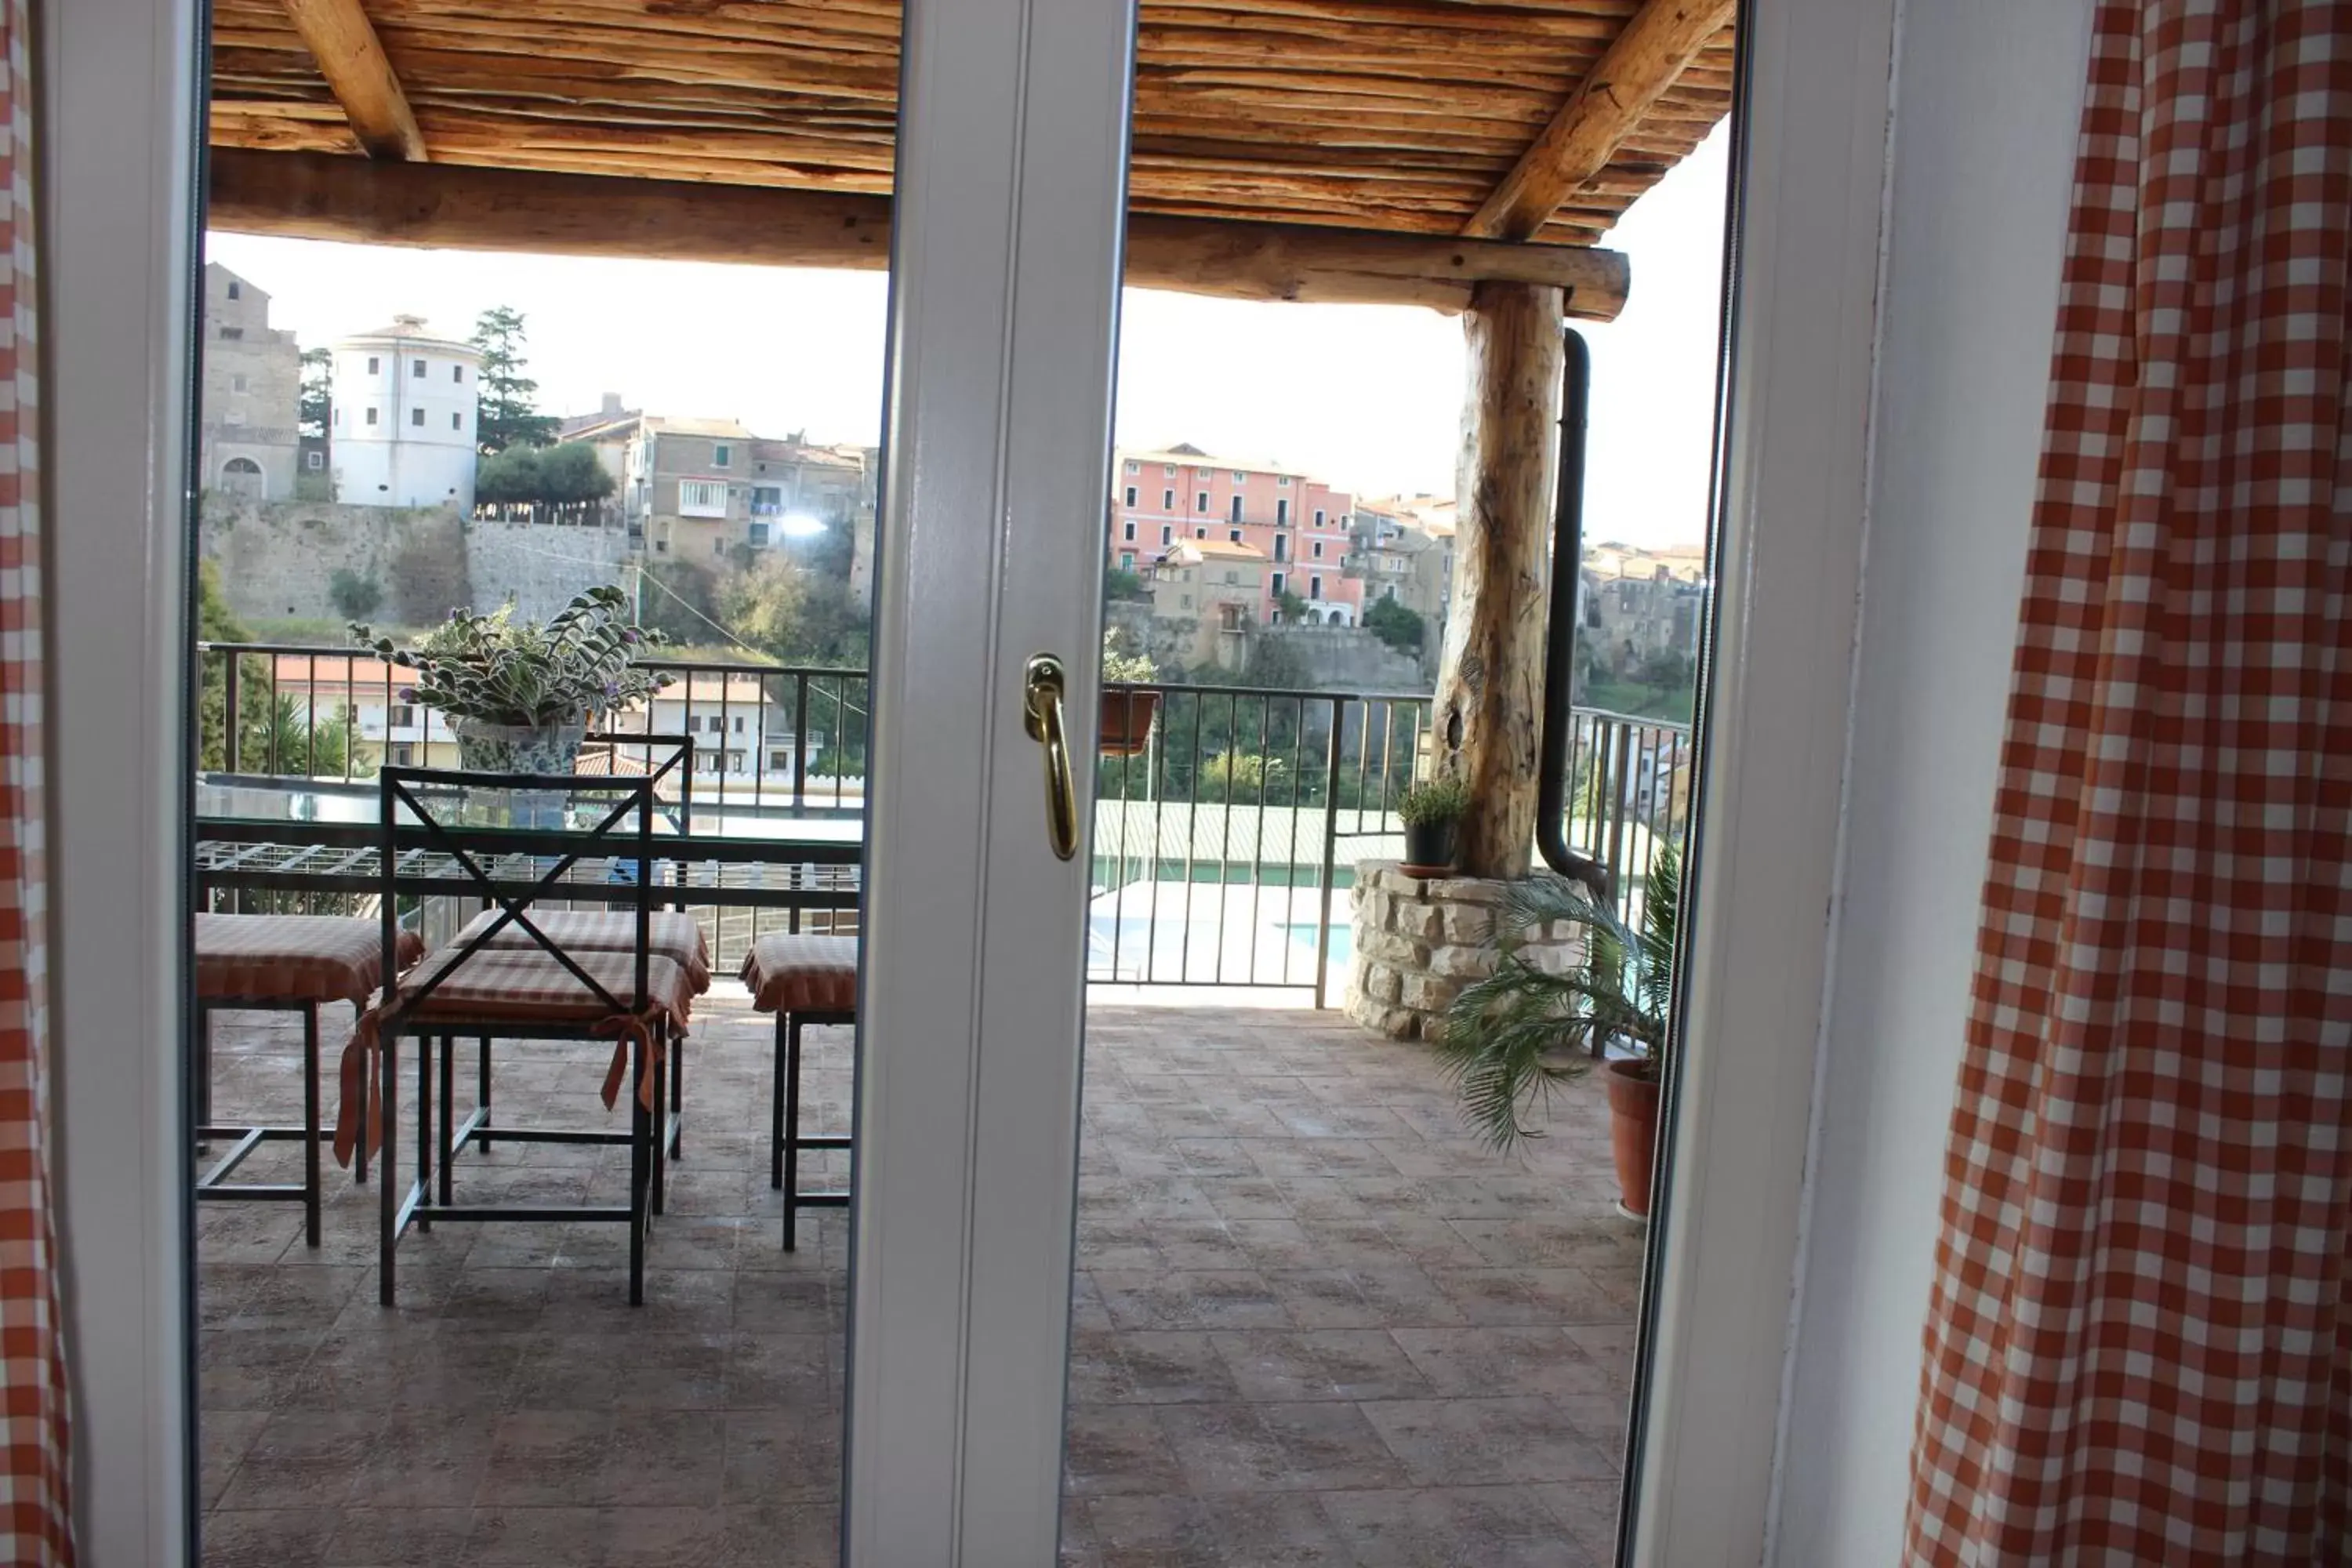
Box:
[1099, 688, 1160, 757]
[1603, 1059, 1661, 1220]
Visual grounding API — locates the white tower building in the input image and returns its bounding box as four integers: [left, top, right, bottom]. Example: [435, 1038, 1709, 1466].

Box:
[328, 315, 485, 509]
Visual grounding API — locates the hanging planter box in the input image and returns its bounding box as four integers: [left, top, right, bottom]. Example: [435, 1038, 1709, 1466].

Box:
[1098, 688, 1161, 757]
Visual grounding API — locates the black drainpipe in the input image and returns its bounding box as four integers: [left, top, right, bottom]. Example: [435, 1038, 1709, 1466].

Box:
[1535, 327, 1607, 897]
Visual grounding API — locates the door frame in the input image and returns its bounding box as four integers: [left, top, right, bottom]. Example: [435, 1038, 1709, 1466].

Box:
[49, 0, 1902, 1559]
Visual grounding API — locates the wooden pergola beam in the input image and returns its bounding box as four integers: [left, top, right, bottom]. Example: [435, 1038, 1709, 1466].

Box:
[278, 0, 427, 162]
[1462, 0, 1733, 241]
[204, 149, 1631, 319]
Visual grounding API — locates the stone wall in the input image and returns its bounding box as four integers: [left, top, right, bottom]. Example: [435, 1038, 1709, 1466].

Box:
[1344, 860, 1581, 1041]
[201, 495, 632, 627]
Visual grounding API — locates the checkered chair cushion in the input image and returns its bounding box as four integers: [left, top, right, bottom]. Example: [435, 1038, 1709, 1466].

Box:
[741, 934, 860, 1014]
[334, 946, 698, 1167]
[452, 907, 713, 994]
[194, 914, 425, 1006]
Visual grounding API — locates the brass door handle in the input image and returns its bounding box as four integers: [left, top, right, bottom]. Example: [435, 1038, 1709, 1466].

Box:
[1023, 653, 1080, 861]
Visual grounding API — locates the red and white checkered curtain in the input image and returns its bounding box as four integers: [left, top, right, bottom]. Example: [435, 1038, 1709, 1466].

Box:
[0, 0, 70, 1560]
[1906, 2, 2352, 1563]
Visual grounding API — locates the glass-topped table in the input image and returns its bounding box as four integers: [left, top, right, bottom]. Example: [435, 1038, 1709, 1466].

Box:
[194, 774, 865, 913]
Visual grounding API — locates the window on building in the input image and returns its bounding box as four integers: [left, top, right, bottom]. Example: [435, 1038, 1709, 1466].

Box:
[1231, 470, 1247, 482]
[1271, 571, 1287, 596]
[1229, 528, 1243, 543]
[1224, 569, 1240, 585]
[1314, 509, 1325, 527]
[1119, 551, 1136, 569]
[1229, 495, 1243, 524]
[366, 356, 379, 375]
[1123, 521, 1136, 541]
[332, 410, 340, 429]
[1163, 463, 1175, 476]
[452, 365, 463, 383]
[679, 480, 728, 517]
[1312, 540, 1323, 558]
[1196, 492, 1209, 513]
[1195, 526, 1208, 539]
[411, 407, 426, 426]
[451, 412, 461, 430]
[365, 407, 379, 426]
[734, 716, 746, 734]
[713, 444, 732, 467]
[387, 743, 415, 767]
[387, 703, 416, 728]
[1276, 475, 1290, 487]
[1160, 525, 1172, 545]
[1180, 594, 1192, 610]
[1273, 535, 1287, 561]
[749, 522, 771, 547]
[230, 373, 248, 394]
[1124, 460, 1138, 474]
[1276, 499, 1290, 525]
[305, 451, 323, 470]
[1123, 486, 1138, 507]
[218, 326, 243, 341]
[1334, 514, 1349, 528]
[411, 359, 426, 378]
[226, 280, 241, 299]
[1309, 575, 1323, 599]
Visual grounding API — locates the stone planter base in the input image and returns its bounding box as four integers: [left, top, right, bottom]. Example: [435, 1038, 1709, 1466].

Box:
[1344, 861, 1583, 1041]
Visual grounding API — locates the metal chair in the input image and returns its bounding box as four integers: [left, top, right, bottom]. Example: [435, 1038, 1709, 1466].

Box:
[741, 932, 859, 1250]
[192, 913, 423, 1245]
[348, 758, 692, 1306]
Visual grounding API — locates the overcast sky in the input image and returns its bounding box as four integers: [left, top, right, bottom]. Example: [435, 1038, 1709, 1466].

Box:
[206, 123, 1726, 549]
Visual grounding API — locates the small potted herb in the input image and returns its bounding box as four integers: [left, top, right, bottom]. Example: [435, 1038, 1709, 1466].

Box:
[1099, 629, 1162, 757]
[1396, 774, 1470, 874]
[352, 586, 670, 775]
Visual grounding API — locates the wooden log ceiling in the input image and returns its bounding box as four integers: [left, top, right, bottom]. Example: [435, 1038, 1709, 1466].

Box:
[276, 0, 427, 162]
[208, 1, 1737, 287]
[208, 148, 1634, 318]
[1464, 0, 1740, 241]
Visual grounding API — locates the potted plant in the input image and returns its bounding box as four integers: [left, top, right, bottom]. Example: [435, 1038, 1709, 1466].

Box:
[1099, 629, 1162, 757]
[1436, 842, 1680, 1219]
[1396, 774, 1470, 875]
[352, 586, 670, 775]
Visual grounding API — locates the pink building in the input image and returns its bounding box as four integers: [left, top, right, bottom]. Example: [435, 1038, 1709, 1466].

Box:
[1109, 444, 1367, 626]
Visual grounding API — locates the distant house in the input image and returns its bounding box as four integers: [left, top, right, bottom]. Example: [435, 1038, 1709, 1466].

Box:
[198, 263, 302, 502]
[1109, 443, 1365, 628]
[1143, 536, 1266, 667]
[328, 315, 485, 509]
[563, 401, 877, 584]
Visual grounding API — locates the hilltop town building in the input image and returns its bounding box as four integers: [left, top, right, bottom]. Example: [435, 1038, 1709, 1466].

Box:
[1109, 444, 1366, 628]
[327, 315, 484, 509]
[198, 263, 302, 503]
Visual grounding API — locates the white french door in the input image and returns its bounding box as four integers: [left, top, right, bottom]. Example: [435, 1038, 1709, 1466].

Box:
[843, 0, 1134, 1561]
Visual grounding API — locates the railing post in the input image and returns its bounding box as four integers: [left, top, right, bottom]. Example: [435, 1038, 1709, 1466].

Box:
[222, 650, 241, 772]
[1313, 695, 1347, 1009]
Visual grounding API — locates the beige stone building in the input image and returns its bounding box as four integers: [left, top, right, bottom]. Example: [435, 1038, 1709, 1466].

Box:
[1580, 539, 1707, 677]
[198, 263, 302, 502]
[568, 405, 876, 582]
[1142, 537, 1265, 669]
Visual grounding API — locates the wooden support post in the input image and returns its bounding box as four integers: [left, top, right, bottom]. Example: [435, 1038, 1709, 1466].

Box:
[1432, 281, 1563, 881]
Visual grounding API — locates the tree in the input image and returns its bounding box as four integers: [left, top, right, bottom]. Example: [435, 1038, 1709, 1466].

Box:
[196, 560, 263, 771]
[469, 306, 558, 453]
[298, 347, 332, 440]
[718, 556, 811, 652]
[1363, 595, 1427, 653]
[1274, 589, 1310, 624]
[1105, 566, 1149, 602]
[637, 560, 722, 646]
[328, 568, 383, 621]
[474, 441, 615, 508]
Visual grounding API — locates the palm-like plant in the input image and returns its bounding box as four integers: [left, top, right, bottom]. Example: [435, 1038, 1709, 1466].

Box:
[1436, 842, 1680, 1152]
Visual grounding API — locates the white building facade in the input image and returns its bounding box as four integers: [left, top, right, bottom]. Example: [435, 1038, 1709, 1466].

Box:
[328, 315, 483, 509]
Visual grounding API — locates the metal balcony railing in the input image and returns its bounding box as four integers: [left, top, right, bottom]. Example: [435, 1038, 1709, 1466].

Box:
[198, 641, 1689, 998]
